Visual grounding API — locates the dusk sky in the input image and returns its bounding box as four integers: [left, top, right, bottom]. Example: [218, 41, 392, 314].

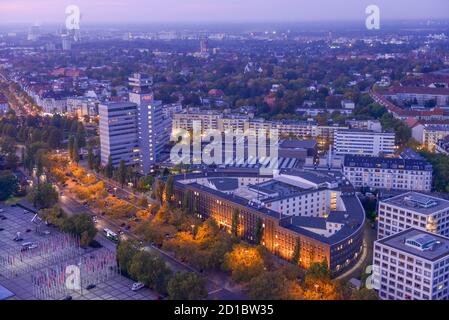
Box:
[0, 0, 448, 25]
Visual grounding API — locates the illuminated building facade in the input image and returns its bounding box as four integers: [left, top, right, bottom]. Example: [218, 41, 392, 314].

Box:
[167, 169, 365, 276]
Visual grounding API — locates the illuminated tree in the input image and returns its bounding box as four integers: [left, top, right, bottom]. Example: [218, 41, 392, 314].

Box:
[223, 243, 265, 283]
[164, 176, 175, 202]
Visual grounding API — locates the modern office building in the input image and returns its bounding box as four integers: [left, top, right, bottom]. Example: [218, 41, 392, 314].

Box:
[99, 102, 140, 167]
[166, 168, 365, 276]
[377, 192, 449, 240]
[343, 155, 433, 192]
[129, 73, 170, 173]
[334, 129, 395, 156]
[373, 228, 449, 300]
[99, 73, 170, 173]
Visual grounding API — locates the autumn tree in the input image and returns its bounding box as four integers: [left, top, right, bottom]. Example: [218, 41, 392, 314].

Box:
[164, 176, 174, 203]
[223, 244, 266, 283]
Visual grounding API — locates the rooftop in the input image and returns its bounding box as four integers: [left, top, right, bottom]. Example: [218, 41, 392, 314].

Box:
[344, 155, 433, 171]
[279, 139, 317, 150]
[377, 228, 449, 262]
[381, 191, 449, 215]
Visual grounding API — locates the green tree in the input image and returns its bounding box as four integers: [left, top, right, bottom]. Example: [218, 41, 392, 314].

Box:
[231, 209, 239, 237]
[27, 183, 58, 208]
[117, 160, 127, 187]
[87, 146, 95, 170]
[165, 176, 174, 202]
[246, 271, 288, 300]
[129, 251, 172, 294]
[68, 136, 75, 160]
[255, 217, 263, 244]
[167, 272, 207, 300]
[0, 170, 18, 201]
[291, 238, 301, 265]
[62, 213, 97, 247]
[117, 240, 139, 275]
[76, 123, 86, 148]
[105, 156, 114, 179]
[73, 137, 80, 163]
[47, 129, 62, 149]
[351, 288, 379, 300]
[306, 260, 331, 280]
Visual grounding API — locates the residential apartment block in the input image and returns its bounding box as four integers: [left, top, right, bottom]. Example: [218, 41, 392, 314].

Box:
[343, 155, 433, 192]
[334, 129, 395, 156]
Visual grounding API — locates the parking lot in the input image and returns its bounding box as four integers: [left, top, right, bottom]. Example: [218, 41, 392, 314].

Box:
[0, 203, 158, 300]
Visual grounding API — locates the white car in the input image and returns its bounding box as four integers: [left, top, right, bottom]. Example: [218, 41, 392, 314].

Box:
[131, 282, 145, 291]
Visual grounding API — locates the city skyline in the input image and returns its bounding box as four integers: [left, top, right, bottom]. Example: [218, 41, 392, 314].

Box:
[0, 0, 449, 25]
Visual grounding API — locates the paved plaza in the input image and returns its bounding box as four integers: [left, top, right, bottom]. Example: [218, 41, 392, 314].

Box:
[0, 203, 157, 300]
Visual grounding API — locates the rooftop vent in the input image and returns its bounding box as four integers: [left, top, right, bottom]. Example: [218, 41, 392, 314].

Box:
[403, 194, 438, 209]
[405, 234, 440, 252]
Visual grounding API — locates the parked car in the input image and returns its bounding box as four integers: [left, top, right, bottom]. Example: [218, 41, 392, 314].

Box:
[131, 282, 145, 291]
[86, 284, 96, 290]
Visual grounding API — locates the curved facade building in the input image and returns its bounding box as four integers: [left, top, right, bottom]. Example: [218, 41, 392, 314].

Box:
[168, 168, 365, 276]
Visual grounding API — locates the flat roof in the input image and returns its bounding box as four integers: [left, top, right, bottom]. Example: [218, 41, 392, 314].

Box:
[381, 191, 449, 215]
[377, 228, 449, 262]
[170, 170, 365, 245]
[344, 155, 433, 171]
[279, 169, 343, 185]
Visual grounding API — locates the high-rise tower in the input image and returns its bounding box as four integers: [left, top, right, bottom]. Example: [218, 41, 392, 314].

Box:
[128, 73, 170, 173]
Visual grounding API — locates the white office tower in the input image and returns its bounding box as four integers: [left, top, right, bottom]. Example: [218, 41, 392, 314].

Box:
[335, 129, 395, 156]
[99, 102, 140, 167]
[129, 73, 170, 173]
[373, 228, 449, 300]
[377, 192, 449, 240]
